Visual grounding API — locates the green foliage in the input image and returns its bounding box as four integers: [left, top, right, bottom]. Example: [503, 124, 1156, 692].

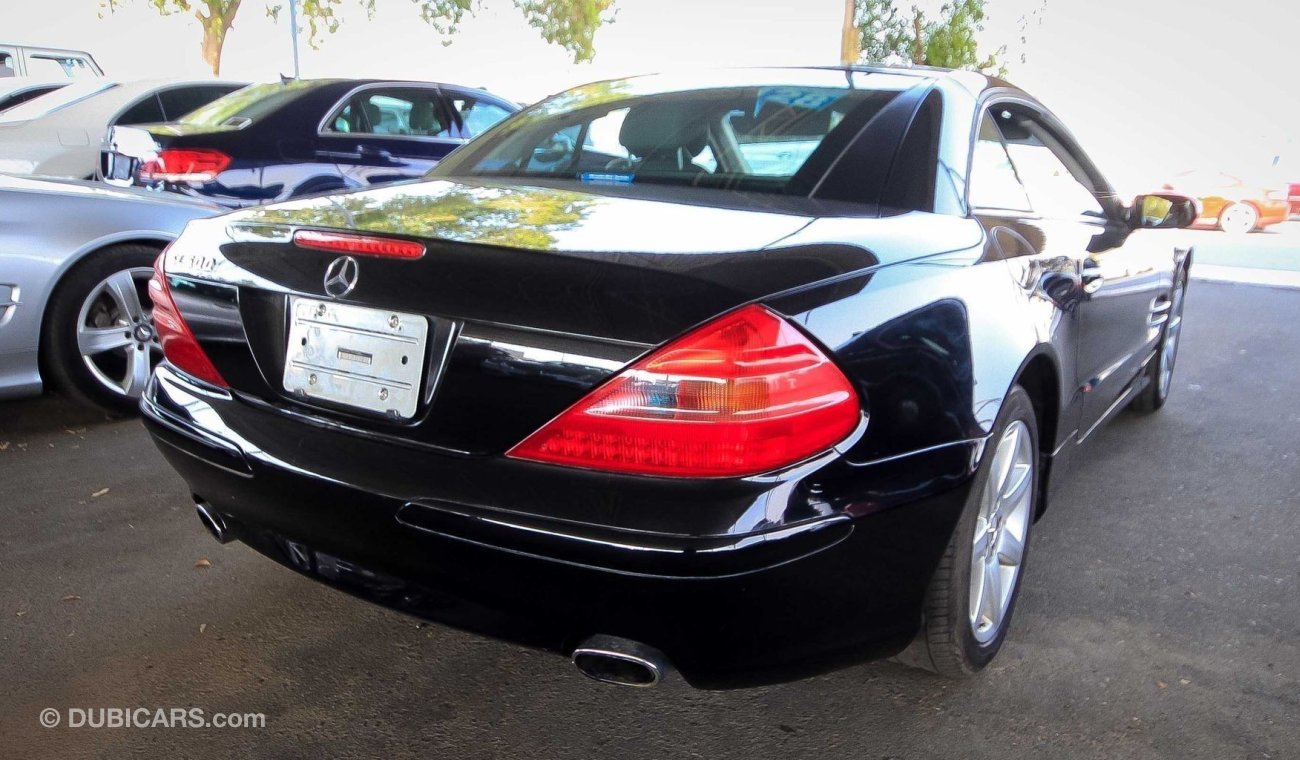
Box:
[854, 0, 911, 64]
[244, 182, 595, 251]
[514, 0, 615, 63]
[103, 0, 617, 74]
[924, 0, 999, 72]
[852, 0, 1039, 75]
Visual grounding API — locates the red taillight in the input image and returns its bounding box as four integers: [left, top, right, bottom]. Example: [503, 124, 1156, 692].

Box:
[148, 253, 228, 388]
[507, 304, 861, 478]
[139, 149, 231, 183]
[293, 229, 426, 259]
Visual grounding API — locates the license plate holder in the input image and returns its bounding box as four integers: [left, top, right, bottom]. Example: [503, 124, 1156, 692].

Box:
[283, 297, 429, 419]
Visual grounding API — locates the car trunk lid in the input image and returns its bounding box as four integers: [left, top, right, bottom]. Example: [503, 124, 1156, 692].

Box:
[168, 178, 887, 454]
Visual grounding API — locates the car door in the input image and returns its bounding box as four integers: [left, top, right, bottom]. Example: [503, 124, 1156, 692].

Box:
[967, 109, 1089, 441]
[317, 85, 462, 188]
[988, 102, 1167, 440]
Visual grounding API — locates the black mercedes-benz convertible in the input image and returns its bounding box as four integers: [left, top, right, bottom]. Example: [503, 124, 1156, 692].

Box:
[141, 67, 1195, 688]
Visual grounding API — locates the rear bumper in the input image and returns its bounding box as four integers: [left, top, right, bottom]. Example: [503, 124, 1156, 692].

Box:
[141, 364, 976, 688]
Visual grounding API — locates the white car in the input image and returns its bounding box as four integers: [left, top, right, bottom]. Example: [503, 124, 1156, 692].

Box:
[0, 79, 66, 113]
[0, 79, 246, 178]
[0, 44, 103, 78]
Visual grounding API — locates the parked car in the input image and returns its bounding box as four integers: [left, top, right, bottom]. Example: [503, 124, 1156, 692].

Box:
[1163, 169, 1290, 233]
[0, 79, 245, 178]
[0, 79, 66, 113]
[0, 44, 103, 79]
[0, 174, 220, 412]
[141, 67, 1196, 689]
[100, 78, 519, 207]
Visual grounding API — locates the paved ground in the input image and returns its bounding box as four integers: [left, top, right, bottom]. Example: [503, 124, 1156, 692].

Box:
[1, 281, 1297, 759]
[1183, 219, 1300, 272]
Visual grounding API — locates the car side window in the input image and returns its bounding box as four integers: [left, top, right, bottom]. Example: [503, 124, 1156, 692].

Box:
[158, 86, 238, 121]
[446, 95, 512, 138]
[969, 112, 1032, 213]
[324, 88, 451, 138]
[0, 51, 15, 77]
[515, 110, 632, 175]
[26, 54, 96, 79]
[993, 107, 1104, 220]
[116, 93, 166, 125]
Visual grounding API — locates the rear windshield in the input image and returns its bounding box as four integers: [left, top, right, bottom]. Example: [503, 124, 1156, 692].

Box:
[436, 83, 902, 196]
[0, 81, 116, 124]
[178, 80, 319, 128]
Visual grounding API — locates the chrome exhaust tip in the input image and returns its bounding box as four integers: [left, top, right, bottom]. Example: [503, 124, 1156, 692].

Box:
[195, 500, 232, 544]
[572, 634, 669, 688]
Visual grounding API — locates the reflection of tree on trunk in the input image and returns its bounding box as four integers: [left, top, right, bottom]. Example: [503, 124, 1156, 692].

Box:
[245, 182, 595, 251]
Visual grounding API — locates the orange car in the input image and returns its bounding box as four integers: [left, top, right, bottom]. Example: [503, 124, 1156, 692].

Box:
[1163, 171, 1290, 233]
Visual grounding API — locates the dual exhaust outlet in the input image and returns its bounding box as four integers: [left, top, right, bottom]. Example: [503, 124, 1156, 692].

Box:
[194, 502, 671, 687]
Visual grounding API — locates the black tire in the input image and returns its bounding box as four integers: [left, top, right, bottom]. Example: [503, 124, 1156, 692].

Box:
[41, 244, 164, 415]
[1130, 268, 1187, 414]
[900, 385, 1040, 677]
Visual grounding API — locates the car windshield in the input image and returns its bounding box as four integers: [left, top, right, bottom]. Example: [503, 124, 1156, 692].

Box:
[0, 80, 116, 123]
[436, 77, 906, 196]
[178, 79, 319, 127]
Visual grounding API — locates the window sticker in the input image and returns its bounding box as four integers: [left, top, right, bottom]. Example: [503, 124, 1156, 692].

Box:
[579, 172, 634, 186]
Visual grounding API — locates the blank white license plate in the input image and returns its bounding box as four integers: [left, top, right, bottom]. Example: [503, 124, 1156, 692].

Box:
[283, 297, 428, 419]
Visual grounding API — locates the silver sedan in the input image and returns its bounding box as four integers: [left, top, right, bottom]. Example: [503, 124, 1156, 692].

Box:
[0, 174, 221, 412]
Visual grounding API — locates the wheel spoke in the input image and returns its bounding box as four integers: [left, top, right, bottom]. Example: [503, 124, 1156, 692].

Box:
[1000, 462, 1033, 504]
[969, 553, 987, 626]
[105, 270, 145, 323]
[997, 530, 1024, 567]
[972, 524, 992, 558]
[78, 325, 132, 356]
[121, 346, 153, 396]
[992, 433, 1017, 501]
[979, 559, 1002, 625]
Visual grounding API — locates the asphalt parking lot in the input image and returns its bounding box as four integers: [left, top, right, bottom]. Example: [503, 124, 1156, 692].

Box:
[1, 278, 1297, 759]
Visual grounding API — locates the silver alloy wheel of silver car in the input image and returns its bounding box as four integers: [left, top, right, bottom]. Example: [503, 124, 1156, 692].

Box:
[1218, 202, 1258, 234]
[75, 267, 161, 398]
[969, 419, 1034, 644]
[1158, 279, 1185, 399]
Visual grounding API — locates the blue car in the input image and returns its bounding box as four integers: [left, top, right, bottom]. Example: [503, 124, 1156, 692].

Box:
[100, 78, 519, 207]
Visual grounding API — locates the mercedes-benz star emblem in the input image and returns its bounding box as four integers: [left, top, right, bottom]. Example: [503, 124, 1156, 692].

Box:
[323, 256, 359, 298]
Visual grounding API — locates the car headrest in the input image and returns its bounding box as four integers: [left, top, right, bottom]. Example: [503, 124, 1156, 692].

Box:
[362, 102, 383, 130]
[409, 100, 436, 133]
[619, 102, 709, 159]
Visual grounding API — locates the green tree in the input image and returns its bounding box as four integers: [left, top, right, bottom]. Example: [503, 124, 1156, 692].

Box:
[102, 0, 616, 76]
[845, 0, 1044, 75]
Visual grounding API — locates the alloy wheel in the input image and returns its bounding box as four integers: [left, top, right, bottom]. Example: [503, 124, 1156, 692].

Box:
[969, 419, 1034, 644]
[75, 267, 161, 399]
